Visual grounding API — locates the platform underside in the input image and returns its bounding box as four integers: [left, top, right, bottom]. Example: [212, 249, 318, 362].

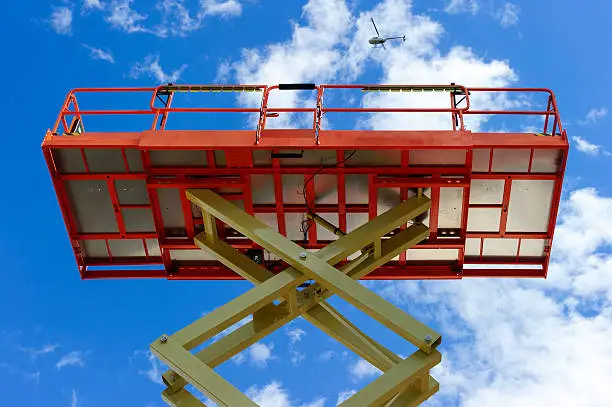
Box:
[43, 129, 567, 280]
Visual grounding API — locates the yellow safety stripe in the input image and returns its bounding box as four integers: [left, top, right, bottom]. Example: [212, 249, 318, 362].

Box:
[161, 85, 263, 93]
[361, 86, 464, 93]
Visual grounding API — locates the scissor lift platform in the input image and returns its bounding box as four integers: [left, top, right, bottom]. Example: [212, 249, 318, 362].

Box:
[43, 84, 567, 281]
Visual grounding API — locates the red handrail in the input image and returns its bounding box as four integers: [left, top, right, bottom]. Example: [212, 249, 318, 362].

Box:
[50, 84, 564, 143]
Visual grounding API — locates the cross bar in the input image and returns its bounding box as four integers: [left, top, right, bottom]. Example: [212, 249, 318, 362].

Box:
[152, 189, 442, 406]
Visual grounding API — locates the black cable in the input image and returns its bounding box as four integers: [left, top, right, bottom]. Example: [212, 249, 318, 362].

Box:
[300, 150, 357, 233]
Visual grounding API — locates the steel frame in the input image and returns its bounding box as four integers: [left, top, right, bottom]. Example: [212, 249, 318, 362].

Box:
[43, 83, 568, 280]
[152, 189, 441, 406]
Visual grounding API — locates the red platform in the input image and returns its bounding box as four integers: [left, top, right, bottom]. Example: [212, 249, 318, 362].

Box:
[43, 84, 568, 280]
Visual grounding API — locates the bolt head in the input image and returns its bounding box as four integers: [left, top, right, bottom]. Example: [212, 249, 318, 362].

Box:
[299, 252, 308, 259]
[160, 335, 168, 343]
[424, 335, 432, 343]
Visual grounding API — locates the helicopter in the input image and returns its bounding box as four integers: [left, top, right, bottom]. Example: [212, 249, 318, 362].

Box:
[368, 18, 405, 49]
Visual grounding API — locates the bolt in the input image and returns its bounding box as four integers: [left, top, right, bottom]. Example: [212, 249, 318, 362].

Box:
[160, 335, 168, 343]
[299, 252, 307, 259]
[169, 374, 176, 382]
[424, 335, 432, 343]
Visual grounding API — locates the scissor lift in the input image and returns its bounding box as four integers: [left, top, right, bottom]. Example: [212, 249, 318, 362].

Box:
[43, 83, 568, 405]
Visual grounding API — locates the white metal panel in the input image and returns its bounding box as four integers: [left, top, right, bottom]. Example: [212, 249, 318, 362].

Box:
[467, 208, 500, 232]
[157, 188, 185, 228]
[519, 239, 546, 257]
[149, 150, 207, 166]
[465, 238, 481, 256]
[345, 175, 369, 204]
[84, 148, 126, 173]
[109, 239, 146, 257]
[469, 180, 504, 204]
[472, 149, 490, 172]
[82, 240, 108, 258]
[282, 175, 304, 204]
[506, 180, 554, 233]
[438, 187, 463, 228]
[531, 149, 561, 173]
[315, 174, 338, 204]
[170, 250, 216, 261]
[115, 180, 149, 205]
[66, 180, 118, 233]
[409, 149, 466, 166]
[251, 175, 275, 204]
[492, 149, 530, 172]
[406, 249, 459, 261]
[122, 208, 155, 232]
[482, 238, 519, 256]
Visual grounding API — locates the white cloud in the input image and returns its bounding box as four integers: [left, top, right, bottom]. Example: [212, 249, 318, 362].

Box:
[102, 0, 241, 36]
[246, 381, 326, 407]
[227, 0, 352, 128]
[200, 0, 242, 18]
[71, 389, 78, 407]
[286, 327, 306, 344]
[347, 359, 381, 382]
[49, 7, 73, 35]
[105, 0, 150, 33]
[82, 0, 104, 12]
[350, 1, 517, 132]
[224, 0, 517, 132]
[133, 350, 165, 385]
[494, 2, 520, 28]
[580, 107, 608, 124]
[55, 351, 86, 369]
[249, 342, 275, 368]
[444, 0, 479, 15]
[155, 0, 203, 37]
[336, 389, 356, 405]
[376, 186, 612, 406]
[83, 45, 115, 63]
[19, 344, 58, 358]
[129, 54, 187, 83]
[286, 327, 306, 365]
[572, 136, 602, 156]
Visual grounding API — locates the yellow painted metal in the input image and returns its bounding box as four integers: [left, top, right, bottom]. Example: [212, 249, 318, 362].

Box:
[162, 303, 292, 392]
[305, 302, 400, 371]
[307, 213, 346, 237]
[188, 189, 439, 352]
[337, 350, 442, 407]
[162, 224, 429, 392]
[384, 376, 440, 407]
[171, 270, 303, 349]
[361, 85, 462, 93]
[160, 85, 263, 93]
[152, 189, 442, 406]
[202, 212, 218, 243]
[162, 388, 209, 407]
[151, 336, 258, 407]
[194, 234, 273, 284]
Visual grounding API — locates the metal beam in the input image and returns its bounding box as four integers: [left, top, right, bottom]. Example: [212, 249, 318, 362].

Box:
[151, 336, 258, 407]
[337, 350, 441, 407]
[153, 189, 441, 406]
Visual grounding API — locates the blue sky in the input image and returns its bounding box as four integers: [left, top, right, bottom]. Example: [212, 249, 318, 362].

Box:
[2, 0, 612, 406]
